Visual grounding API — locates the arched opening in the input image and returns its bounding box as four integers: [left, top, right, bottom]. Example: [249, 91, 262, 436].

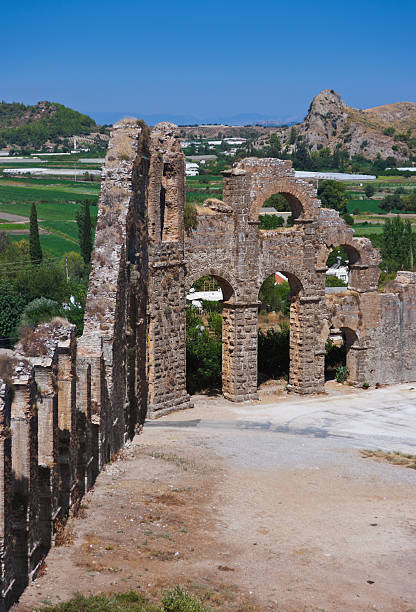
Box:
[257, 270, 302, 391]
[325, 244, 360, 290]
[325, 326, 359, 384]
[185, 274, 233, 395]
[258, 192, 301, 229]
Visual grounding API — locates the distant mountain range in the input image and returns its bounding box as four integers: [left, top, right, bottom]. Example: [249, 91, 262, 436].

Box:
[2, 91, 416, 161]
[86, 110, 299, 127]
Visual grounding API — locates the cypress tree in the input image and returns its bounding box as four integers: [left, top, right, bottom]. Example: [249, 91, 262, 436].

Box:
[29, 203, 42, 264]
[77, 200, 92, 265]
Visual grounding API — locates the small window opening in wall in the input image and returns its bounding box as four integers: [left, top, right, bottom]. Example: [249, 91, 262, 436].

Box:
[259, 193, 294, 229]
[325, 247, 349, 288]
[325, 329, 347, 381]
[159, 185, 166, 239]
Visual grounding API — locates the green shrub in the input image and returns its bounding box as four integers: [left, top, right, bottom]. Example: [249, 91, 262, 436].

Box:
[335, 365, 349, 383]
[186, 306, 222, 394]
[0, 281, 25, 346]
[258, 276, 290, 314]
[184, 202, 198, 231]
[201, 300, 221, 313]
[162, 586, 207, 612]
[325, 275, 348, 287]
[19, 297, 61, 330]
[259, 214, 283, 229]
[258, 323, 290, 381]
[325, 340, 346, 370]
[40, 587, 208, 612]
[207, 312, 222, 340]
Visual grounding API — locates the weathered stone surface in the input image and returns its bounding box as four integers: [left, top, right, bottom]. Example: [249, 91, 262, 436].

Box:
[0, 120, 416, 609]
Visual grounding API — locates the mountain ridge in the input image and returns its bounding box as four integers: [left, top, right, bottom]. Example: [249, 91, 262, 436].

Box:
[271, 89, 416, 161]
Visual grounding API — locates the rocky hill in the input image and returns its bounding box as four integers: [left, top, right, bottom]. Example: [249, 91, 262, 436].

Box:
[0, 101, 107, 150]
[267, 89, 416, 161]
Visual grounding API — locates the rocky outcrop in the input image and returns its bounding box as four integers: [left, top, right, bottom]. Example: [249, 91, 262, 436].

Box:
[268, 89, 416, 162]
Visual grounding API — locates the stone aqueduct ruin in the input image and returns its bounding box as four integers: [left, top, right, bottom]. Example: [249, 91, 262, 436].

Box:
[1, 119, 416, 608]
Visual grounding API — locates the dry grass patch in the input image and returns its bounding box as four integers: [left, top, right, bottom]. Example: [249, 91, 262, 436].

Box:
[361, 449, 416, 469]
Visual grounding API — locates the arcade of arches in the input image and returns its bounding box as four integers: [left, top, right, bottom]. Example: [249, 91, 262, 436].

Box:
[133, 124, 416, 415]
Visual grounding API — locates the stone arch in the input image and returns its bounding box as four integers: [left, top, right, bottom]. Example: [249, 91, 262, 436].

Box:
[257, 264, 306, 299]
[185, 269, 236, 302]
[249, 177, 319, 223]
[256, 266, 323, 393]
[319, 236, 381, 292]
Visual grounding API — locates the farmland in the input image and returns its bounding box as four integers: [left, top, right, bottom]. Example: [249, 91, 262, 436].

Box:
[0, 171, 99, 257]
[1, 157, 416, 260]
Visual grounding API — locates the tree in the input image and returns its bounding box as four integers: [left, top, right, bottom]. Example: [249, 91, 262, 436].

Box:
[0, 280, 25, 346]
[0, 232, 10, 253]
[318, 180, 348, 213]
[263, 193, 290, 211]
[364, 184, 376, 198]
[380, 194, 402, 212]
[288, 126, 297, 145]
[382, 216, 413, 272]
[76, 200, 93, 264]
[29, 203, 42, 264]
[269, 133, 282, 157]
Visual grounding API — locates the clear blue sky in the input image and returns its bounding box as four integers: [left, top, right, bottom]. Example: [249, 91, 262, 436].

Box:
[3, 0, 416, 123]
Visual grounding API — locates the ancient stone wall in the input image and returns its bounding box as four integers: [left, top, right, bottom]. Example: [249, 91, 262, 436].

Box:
[0, 120, 416, 608]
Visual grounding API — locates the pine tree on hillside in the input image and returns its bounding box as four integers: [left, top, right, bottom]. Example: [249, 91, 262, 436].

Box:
[76, 200, 92, 265]
[29, 203, 42, 264]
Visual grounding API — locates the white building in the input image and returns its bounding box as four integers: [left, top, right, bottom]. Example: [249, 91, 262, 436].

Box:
[326, 256, 349, 284]
[185, 161, 199, 176]
[186, 287, 223, 308]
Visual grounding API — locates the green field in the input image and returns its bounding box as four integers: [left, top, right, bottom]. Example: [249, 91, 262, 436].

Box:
[0, 201, 97, 222]
[0, 183, 98, 204]
[353, 224, 384, 235]
[347, 199, 384, 214]
[0, 175, 99, 257]
[9, 233, 79, 257]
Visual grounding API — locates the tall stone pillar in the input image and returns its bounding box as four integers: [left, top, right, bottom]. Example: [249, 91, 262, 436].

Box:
[75, 361, 92, 496]
[76, 335, 103, 480]
[34, 357, 59, 554]
[11, 368, 41, 592]
[56, 336, 77, 513]
[222, 302, 259, 402]
[289, 295, 325, 394]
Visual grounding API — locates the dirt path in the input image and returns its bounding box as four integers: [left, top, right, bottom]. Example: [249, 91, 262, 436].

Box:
[15, 388, 416, 611]
[0, 212, 30, 223]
